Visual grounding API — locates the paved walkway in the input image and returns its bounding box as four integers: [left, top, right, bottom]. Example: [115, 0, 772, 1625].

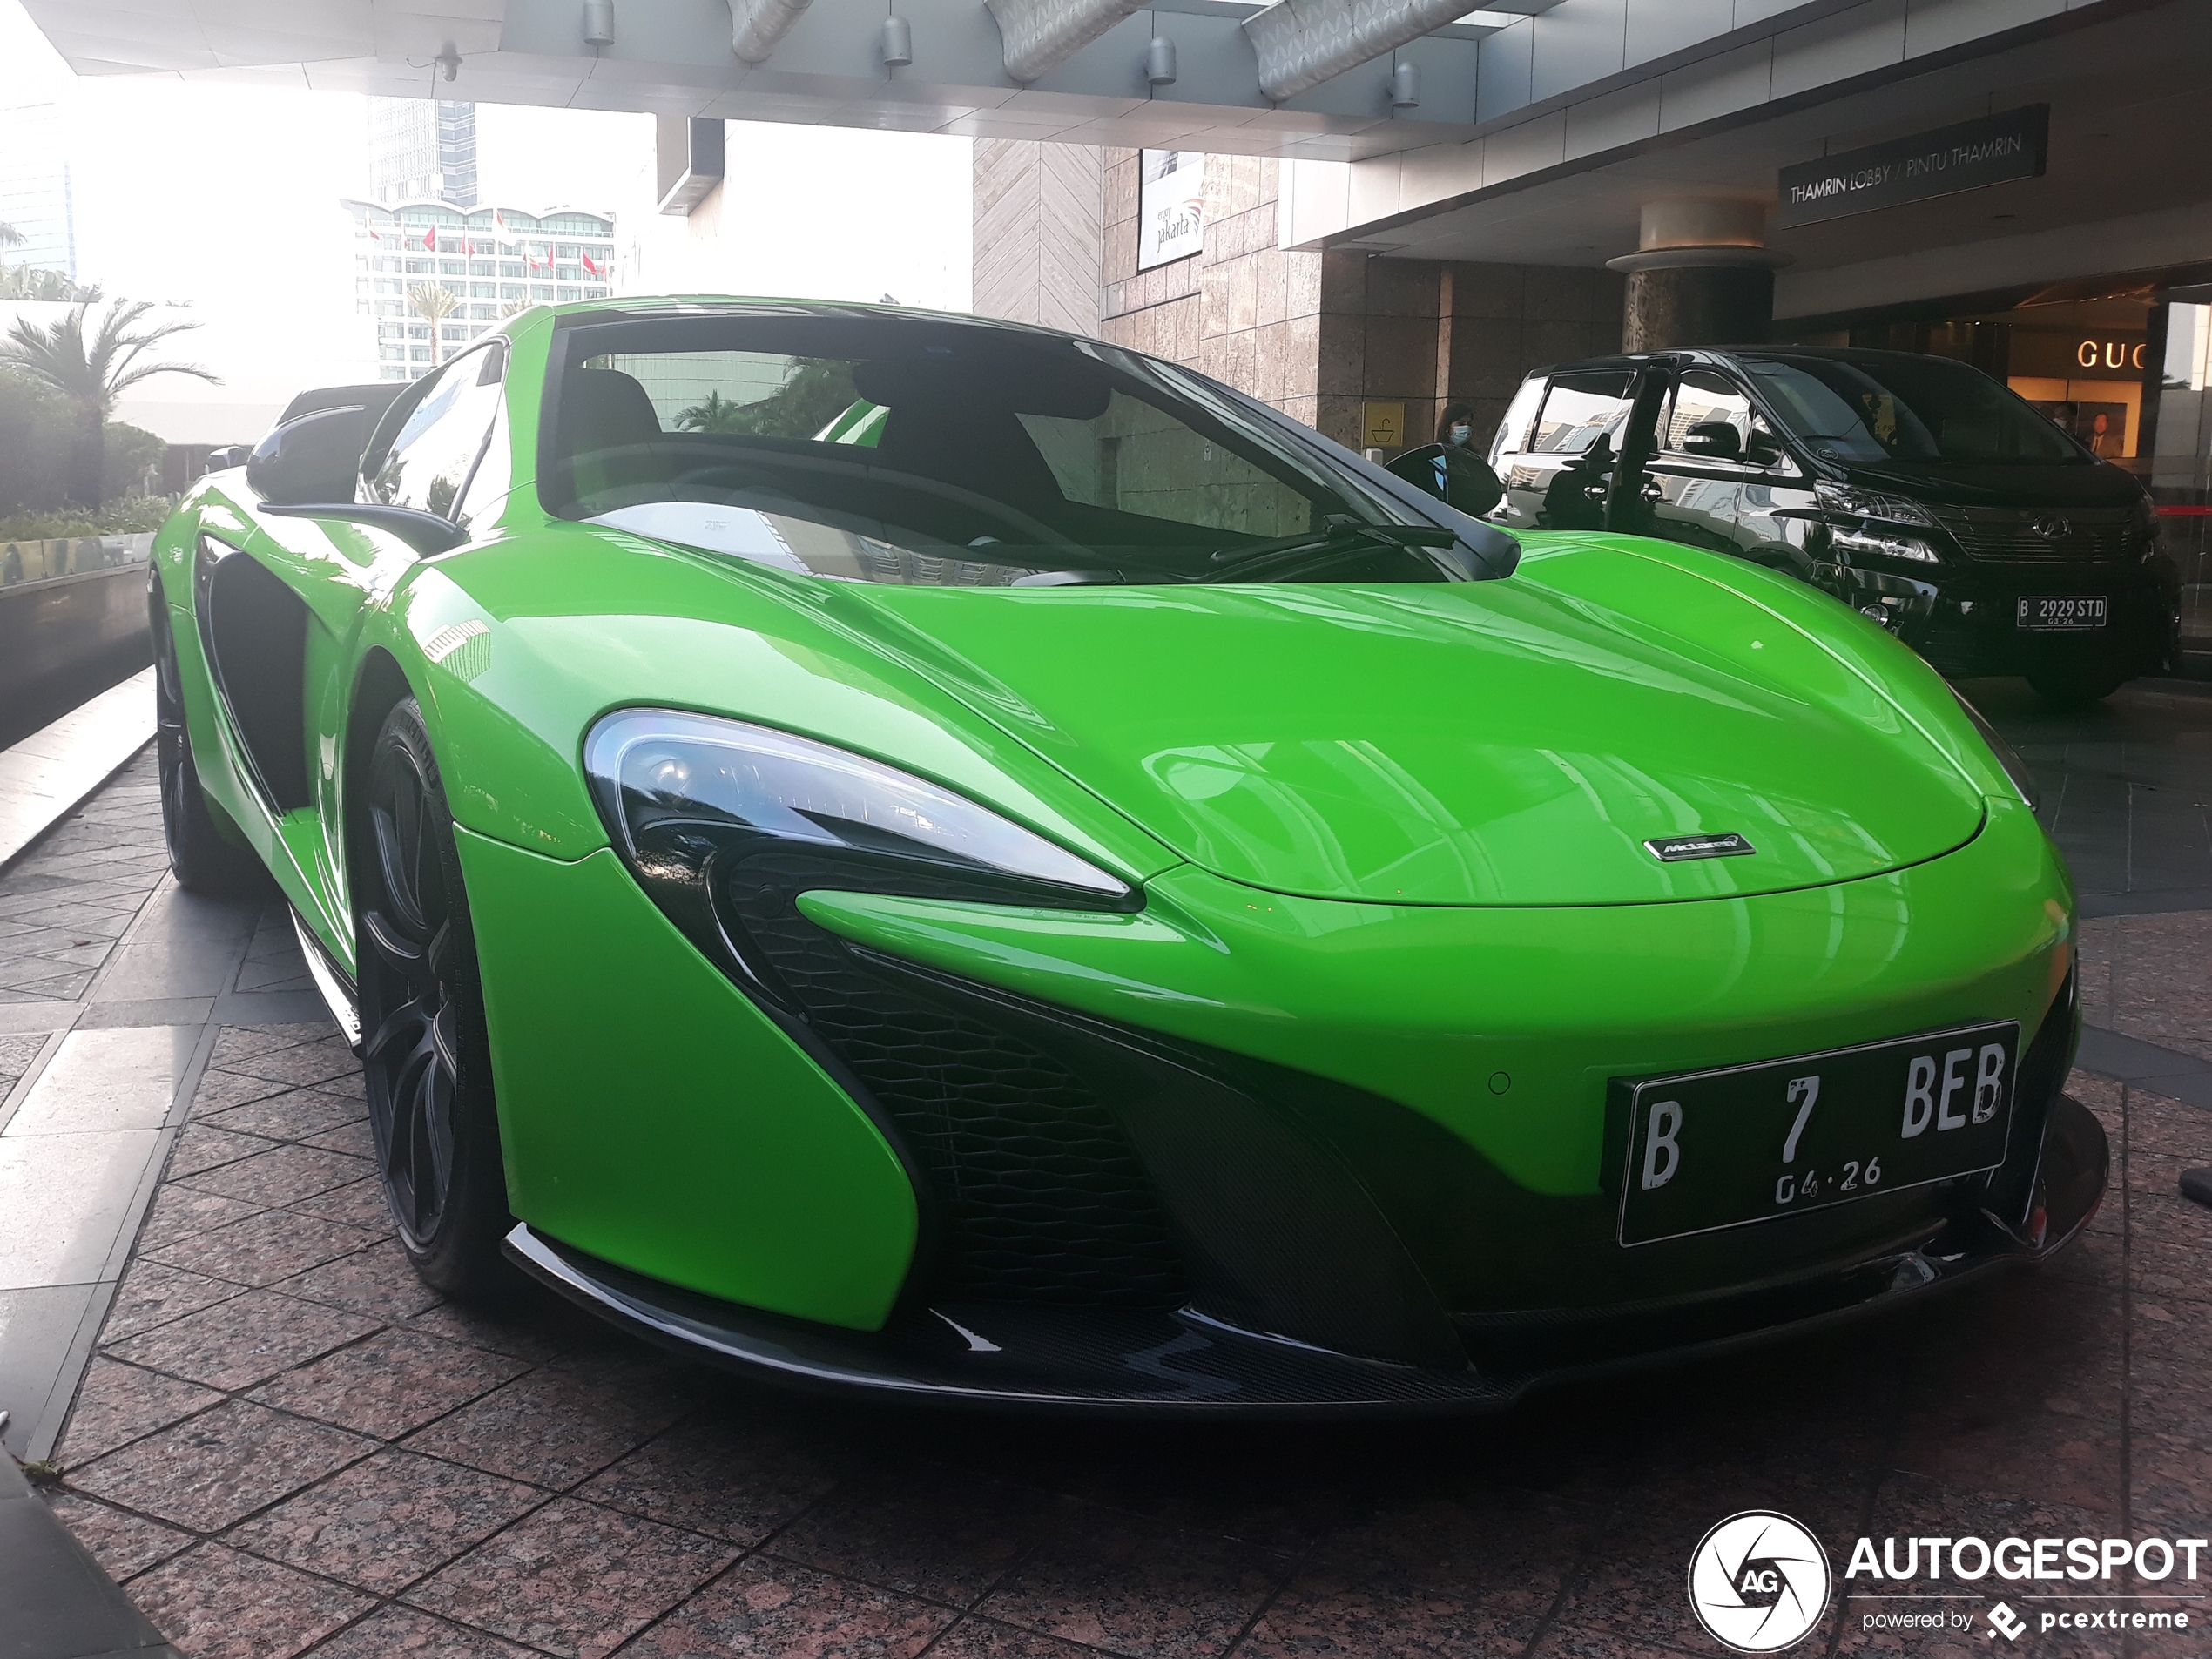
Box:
[0, 665, 155, 873]
[0, 745, 325, 1468]
[9, 683, 2212, 1659]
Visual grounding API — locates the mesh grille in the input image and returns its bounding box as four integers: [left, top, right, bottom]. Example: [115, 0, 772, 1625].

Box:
[1932, 505, 2133, 563]
[725, 853, 1188, 1307]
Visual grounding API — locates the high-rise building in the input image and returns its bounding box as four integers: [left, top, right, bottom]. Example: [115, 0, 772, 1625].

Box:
[344, 198, 617, 380]
[368, 98, 478, 208]
[0, 103, 77, 278]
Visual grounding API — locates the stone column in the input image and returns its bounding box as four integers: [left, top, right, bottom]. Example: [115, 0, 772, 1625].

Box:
[1608, 199, 1786, 351]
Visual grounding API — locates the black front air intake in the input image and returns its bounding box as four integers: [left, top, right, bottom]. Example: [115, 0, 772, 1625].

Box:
[725, 851, 1189, 1309]
[711, 853, 1467, 1370]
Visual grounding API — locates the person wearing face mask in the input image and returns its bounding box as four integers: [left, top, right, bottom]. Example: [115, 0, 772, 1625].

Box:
[1428, 402, 1505, 517]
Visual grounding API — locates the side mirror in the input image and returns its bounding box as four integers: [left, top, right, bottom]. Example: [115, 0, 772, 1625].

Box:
[1385, 442, 1505, 517]
[1386, 442, 1450, 502]
[1680, 421, 1742, 459]
[248, 406, 367, 505]
[248, 403, 465, 556]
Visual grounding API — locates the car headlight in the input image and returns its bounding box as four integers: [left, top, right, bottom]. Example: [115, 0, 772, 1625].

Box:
[1951, 691, 2039, 811]
[1830, 526, 1940, 564]
[2132, 492, 2160, 561]
[1816, 482, 1934, 527]
[585, 710, 1136, 1001]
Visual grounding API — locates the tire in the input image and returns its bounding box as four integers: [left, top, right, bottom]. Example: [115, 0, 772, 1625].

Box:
[356, 698, 513, 1298]
[152, 598, 266, 896]
[2027, 665, 2128, 709]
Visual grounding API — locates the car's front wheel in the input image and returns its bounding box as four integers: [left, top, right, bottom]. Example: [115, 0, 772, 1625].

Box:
[358, 698, 512, 1298]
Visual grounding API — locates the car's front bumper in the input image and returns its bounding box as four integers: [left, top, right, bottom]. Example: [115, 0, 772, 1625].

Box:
[504, 1087, 2106, 1416]
[1844, 559, 2172, 679]
[467, 792, 2088, 1412]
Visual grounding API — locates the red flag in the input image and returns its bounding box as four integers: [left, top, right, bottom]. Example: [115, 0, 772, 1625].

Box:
[494, 209, 509, 237]
[580, 253, 602, 279]
[422, 226, 437, 252]
[462, 237, 475, 258]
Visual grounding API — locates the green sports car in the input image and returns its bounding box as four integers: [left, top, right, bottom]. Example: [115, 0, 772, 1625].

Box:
[151, 298, 2104, 1412]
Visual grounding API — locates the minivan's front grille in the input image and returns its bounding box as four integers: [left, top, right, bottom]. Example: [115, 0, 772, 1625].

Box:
[1932, 505, 2134, 563]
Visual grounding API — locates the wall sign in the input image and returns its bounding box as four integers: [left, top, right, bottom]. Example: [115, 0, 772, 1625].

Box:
[1361, 401, 1406, 450]
[1777, 106, 2047, 229]
[2077, 339, 2147, 371]
[2007, 328, 2148, 381]
[1136, 150, 1205, 271]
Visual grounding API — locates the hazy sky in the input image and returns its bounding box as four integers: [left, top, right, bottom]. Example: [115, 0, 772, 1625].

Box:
[0, 0, 972, 392]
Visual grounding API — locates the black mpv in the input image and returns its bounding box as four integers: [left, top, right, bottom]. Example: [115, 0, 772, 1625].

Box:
[1487, 347, 2179, 705]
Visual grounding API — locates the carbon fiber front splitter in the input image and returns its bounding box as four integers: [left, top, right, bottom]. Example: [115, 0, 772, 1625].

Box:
[502, 1094, 2107, 1419]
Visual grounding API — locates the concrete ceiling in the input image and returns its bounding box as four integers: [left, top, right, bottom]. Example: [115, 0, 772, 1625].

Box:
[1348, 1, 2212, 314]
[17, 0, 1568, 162]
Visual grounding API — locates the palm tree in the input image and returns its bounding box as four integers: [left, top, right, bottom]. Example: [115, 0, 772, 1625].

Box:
[497, 298, 533, 320]
[674, 390, 748, 433]
[0, 300, 219, 506]
[408, 283, 460, 368]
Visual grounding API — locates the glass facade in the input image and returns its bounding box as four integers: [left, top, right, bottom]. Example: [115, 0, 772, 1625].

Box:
[0, 103, 76, 280]
[368, 98, 478, 208]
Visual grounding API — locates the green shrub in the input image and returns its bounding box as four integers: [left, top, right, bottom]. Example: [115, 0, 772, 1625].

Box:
[0, 495, 172, 540]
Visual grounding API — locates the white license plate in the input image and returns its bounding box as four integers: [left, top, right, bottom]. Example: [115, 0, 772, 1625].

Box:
[1617, 1022, 2020, 1246]
[2017, 595, 2107, 631]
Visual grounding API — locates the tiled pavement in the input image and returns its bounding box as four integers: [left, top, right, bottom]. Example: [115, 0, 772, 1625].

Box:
[11, 689, 2212, 1659]
[0, 746, 328, 1466]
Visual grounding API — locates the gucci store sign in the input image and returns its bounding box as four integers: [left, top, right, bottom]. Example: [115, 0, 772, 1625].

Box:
[1777, 106, 2048, 228]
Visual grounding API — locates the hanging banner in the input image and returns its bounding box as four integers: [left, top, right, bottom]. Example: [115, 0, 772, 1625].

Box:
[1777, 106, 2047, 228]
[1136, 150, 1205, 271]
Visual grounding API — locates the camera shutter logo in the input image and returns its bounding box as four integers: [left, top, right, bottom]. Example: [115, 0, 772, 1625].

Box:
[1686, 1511, 1832, 1652]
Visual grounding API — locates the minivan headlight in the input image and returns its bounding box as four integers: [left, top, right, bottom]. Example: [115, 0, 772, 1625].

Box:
[1816, 482, 1934, 527]
[1831, 526, 1940, 564]
[1951, 691, 2039, 811]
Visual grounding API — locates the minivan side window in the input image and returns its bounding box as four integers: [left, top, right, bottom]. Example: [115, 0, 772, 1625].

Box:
[1664, 370, 1752, 452]
[1530, 370, 1635, 455]
[1488, 377, 1547, 466]
[366, 345, 507, 521]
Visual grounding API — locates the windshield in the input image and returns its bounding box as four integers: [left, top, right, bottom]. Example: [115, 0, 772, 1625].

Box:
[544, 310, 1493, 585]
[1738, 353, 2087, 466]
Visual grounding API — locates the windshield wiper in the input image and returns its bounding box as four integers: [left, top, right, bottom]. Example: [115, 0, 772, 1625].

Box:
[1209, 514, 1458, 571]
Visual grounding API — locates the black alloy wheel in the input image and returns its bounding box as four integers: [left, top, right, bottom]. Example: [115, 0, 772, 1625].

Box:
[152, 584, 264, 894]
[357, 698, 511, 1297]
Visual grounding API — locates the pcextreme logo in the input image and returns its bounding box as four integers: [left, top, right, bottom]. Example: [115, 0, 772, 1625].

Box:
[1688, 1512, 1833, 1652]
[1688, 1514, 2209, 1650]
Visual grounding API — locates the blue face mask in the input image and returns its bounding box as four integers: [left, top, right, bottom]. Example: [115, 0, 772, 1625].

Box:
[1448, 423, 1472, 446]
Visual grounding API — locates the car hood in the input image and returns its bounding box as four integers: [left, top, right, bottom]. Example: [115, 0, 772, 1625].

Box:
[814, 540, 1988, 907]
[1836, 457, 2139, 509]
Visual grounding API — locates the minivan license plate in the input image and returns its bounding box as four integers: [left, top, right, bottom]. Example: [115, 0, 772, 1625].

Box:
[2018, 595, 2107, 631]
[1616, 1022, 2019, 1246]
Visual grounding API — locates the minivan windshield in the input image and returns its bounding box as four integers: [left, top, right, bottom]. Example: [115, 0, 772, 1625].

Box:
[1738, 352, 2087, 467]
[544, 309, 1496, 586]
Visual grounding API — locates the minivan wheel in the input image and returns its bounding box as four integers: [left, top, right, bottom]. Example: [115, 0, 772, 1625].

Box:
[2027, 665, 2128, 708]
